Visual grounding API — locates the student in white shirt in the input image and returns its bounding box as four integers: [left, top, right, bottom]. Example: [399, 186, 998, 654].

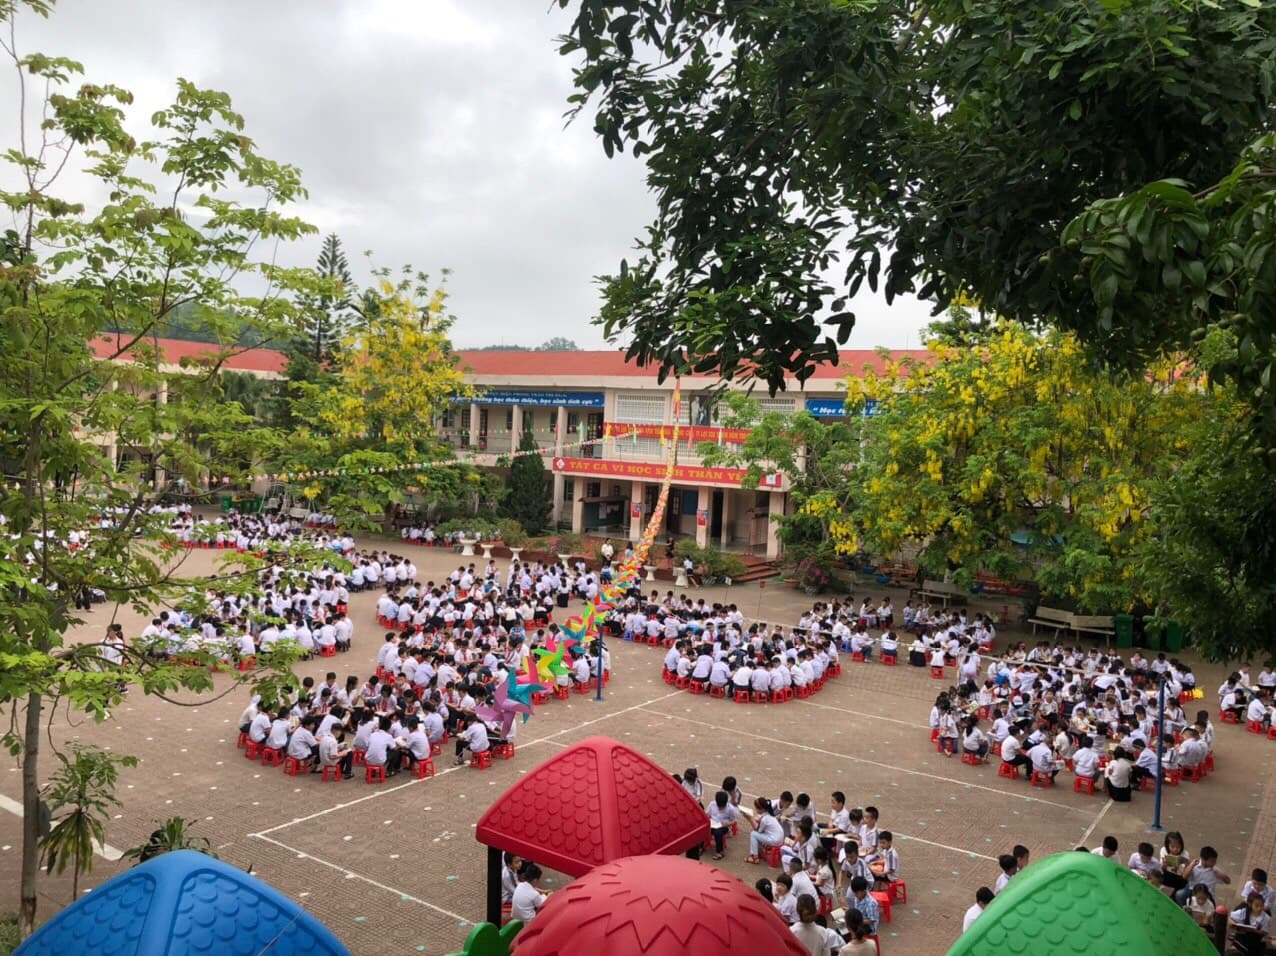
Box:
[286, 717, 319, 770]
[963, 887, 994, 932]
[748, 797, 785, 863]
[708, 790, 740, 860]
[364, 715, 402, 775]
[455, 719, 490, 765]
[510, 864, 548, 922]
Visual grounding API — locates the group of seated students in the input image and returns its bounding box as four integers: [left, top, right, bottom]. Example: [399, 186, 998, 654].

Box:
[927, 641, 1221, 800]
[167, 510, 356, 555]
[1216, 668, 1276, 729]
[133, 547, 356, 662]
[965, 833, 1271, 954]
[657, 631, 840, 697]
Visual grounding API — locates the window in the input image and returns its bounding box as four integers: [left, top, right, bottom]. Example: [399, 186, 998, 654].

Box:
[441, 407, 455, 429]
[617, 436, 662, 458]
[505, 408, 514, 431]
[615, 392, 667, 424]
[757, 397, 797, 415]
[678, 393, 719, 426]
[563, 479, 575, 502]
[586, 481, 602, 498]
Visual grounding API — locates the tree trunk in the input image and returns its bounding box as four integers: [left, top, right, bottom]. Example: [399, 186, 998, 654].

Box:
[20, 690, 43, 938]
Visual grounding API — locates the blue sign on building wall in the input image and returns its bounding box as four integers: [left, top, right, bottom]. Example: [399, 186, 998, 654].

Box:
[805, 397, 879, 418]
[451, 390, 605, 408]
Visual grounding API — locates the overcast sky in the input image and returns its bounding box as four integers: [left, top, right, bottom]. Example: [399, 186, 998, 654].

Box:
[2, 0, 934, 351]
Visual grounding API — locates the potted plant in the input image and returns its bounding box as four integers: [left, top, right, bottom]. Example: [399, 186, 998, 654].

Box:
[557, 532, 584, 563]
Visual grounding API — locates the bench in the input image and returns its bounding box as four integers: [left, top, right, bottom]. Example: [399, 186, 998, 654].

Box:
[1071, 614, 1115, 640]
[912, 580, 967, 607]
[1028, 607, 1073, 637]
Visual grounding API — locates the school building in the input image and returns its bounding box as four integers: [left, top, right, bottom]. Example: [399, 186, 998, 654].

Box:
[447, 349, 927, 559]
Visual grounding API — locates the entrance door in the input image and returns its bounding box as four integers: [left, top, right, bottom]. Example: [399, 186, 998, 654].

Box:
[711, 489, 724, 540]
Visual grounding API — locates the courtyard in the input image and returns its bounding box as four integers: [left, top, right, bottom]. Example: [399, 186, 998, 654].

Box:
[2, 538, 1272, 955]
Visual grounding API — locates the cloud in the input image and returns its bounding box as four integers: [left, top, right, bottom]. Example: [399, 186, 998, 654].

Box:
[0, 0, 932, 351]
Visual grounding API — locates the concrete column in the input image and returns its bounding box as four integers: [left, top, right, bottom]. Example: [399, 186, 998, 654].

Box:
[510, 404, 522, 454]
[571, 491, 585, 534]
[551, 472, 565, 525]
[695, 485, 711, 548]
[629, 480, 646, 541]
[765, 490, 782, 559]
[720, 491, 732, 549]
[554, 404, 566, 456]
[468, 402, 480, 447]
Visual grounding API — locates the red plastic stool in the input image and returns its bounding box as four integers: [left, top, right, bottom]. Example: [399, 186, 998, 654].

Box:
[796, 685, 812, 698]
[1220, 710, 1239, 724]
[1184, 764, 1206, 782]
[881, 655, 896, 666]
[1163, 769, 1182, 786]
[319, 645, 336, 657]
[532, 691, 550, 705]
[1204, 754, 1215, 772]
[818, 895, 834, 916]
[734, 689, 750, 703]
[930, 728, 940, 743]
[574, 681, 590, 695]
[236, 731, 249, 749]
[553, 685, 570, 700]
[710, 685, 726, 698]
[470, 751, 493, 770]
[851, 652, 865, 663]
[1268, 726, 1276, 741]
[238, 656, 256, 672]
[1138, 774, 1156, 791]
[751, 690, 770, 703]
[1030, 770, 1053, 788]
[689, 681, 704, 695]
[244, 741, 262, 760]
[961, 751, 984, 766]
[1073, 775, 1096, 795]
[930, 665, 945, 679]
[762, 844, 783, 868]
[282, 756, 304, 776]
[976, 706, 991, 719]
[1247, 720, 1265, 734]
[430, 741, 444, 757]
[260, 747, 284, 767]
[675, 675, 690, 689]
[887, 879, 907, 904]
[352, 749, 367, 767]
[321, 765, 343, 782]
[412, 759, 435, 779]
[492, 742, 515, 760]
[828, 663, 842, 677]
[365, 764, 387, 784]
[871, 891, 892, 923]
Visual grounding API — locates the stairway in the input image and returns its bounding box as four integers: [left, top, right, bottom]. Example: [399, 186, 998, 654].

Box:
[731, 553, 781, 584]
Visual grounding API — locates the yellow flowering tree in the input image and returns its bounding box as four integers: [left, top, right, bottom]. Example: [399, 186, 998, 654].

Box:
[281, 269, 473, 525]
[836, 324, 1227, 612]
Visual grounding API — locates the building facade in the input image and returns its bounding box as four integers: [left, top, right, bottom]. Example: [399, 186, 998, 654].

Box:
[449, 349, 927, 559]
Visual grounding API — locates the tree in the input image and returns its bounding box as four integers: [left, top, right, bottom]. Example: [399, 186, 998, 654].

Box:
[298, 233, 355, 364]
[537, 337, 579, 351]
[282, 269, 471, 527]
[504, 432, 552, 534]
[0, 2, 324, 935]
[124, 816, 215, 864]
[833, 326, 1224, 613]
[556, 0, 1275, 392]
[39, 746, 135, 902]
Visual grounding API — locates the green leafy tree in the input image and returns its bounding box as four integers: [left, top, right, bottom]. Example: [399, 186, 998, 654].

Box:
[298, 233, 355, 364]
[0, 1, 329, 936]
[556, 0, 1274, 391]
[503, 432, 552, 534]
[39, 746, 135, 902]
[537, 337, 579, 351]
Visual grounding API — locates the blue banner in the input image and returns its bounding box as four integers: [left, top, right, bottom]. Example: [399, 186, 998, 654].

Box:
[805, 397, 879, 418]
[451, 390, 605, 408]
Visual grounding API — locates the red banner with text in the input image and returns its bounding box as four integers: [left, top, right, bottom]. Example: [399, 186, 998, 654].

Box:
[552, 456, 784, 489]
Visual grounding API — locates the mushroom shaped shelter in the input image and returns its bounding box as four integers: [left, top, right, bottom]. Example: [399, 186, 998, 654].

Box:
[15, 849, 350, 956]
[473, 736, 710, 923]
[947, 850, 1218, 956]
[510, 854, 809, 956]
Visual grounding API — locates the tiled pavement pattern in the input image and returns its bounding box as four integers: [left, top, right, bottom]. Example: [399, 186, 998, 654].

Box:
[2, 538, 1273, 955]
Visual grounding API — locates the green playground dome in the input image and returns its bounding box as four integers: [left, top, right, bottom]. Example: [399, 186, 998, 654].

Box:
[948, 850, 1217, 956]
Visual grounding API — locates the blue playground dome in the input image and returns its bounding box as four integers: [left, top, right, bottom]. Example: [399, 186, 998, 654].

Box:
[16, 849, 350, 956]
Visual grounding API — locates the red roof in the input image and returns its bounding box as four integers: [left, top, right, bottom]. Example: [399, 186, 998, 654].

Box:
[456, 348, 930, 381]
[89, 335, 288, 375]
[511, 855, 810, 956]
[474, 736, 709, 877]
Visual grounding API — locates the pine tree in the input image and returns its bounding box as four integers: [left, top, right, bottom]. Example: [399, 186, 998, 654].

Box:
[504, 431, 552, 534]
[303, 233, 354, 363]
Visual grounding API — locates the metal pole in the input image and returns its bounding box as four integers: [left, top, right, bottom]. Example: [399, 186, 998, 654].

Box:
[594, 629, 605, 702]
[1151, 674, 1165, 831]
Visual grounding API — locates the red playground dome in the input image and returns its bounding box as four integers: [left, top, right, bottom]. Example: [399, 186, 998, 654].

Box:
[510, 854, 810, 956]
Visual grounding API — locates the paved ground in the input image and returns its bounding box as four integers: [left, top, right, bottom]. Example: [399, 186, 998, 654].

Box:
[2, 538, 1273, 956]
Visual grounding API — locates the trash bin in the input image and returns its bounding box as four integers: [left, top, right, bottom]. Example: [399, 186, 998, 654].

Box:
[1165, 620, 1184, 653]
[220, 494, 233, 513]
[1115, 613, 1134, 649]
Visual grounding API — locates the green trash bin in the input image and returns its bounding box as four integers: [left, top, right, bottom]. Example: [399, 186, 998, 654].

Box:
[220, 494, 234, 513]
[1115, 613, 1134, 649]
[1165, 620, 1184, 653]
